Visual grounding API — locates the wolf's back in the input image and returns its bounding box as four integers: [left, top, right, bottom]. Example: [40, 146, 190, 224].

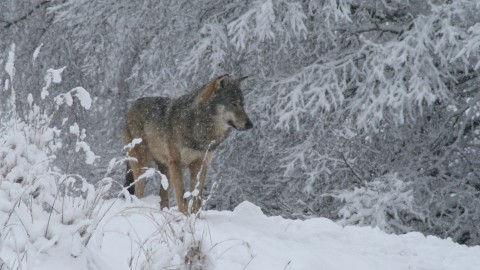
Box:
[129, 97, 171, 122]
[124, 97, 171, 137]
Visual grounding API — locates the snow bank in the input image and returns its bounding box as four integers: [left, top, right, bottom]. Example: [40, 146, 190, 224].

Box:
[194, 202, 480, 270]
[12, 199, 474, 270]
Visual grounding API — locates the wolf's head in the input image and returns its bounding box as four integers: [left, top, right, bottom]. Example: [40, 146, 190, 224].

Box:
[196, 74, 254, 131]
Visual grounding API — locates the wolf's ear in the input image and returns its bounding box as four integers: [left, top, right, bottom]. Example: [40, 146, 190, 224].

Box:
[215, 74, 229, 89]
[198, 74, 229, 103]
[236, 76, 249, 88]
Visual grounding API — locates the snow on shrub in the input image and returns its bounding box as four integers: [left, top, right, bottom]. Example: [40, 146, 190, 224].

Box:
[0, 46, 211, 269]
[334, 174, 424, 234]
[0, 45, 108, 268]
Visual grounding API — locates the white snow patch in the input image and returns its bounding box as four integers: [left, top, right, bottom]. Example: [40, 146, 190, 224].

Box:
[33, 43, 43, 63]
[124, 138, 142, 151]
[71, 87, 92, 110]
[49, 67, 66, 83]
[160, 172, 169, 190]
[5, 44, 15, 78]
[27, 93, 34, 106]
[42, 67, 66, 99]
[69, 123, 80, 136]
[138, 168, 156, 180]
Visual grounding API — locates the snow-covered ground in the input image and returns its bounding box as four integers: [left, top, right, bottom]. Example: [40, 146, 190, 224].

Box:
[9, 198, 479, 270]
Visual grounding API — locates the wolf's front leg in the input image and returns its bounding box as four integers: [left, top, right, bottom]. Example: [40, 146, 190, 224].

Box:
[168, 160, 188, 214]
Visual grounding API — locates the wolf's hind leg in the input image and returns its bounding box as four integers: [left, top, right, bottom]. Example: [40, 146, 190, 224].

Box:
[127, 144, 150, 198]
[189, 159, 208, 214]
[124, 163, 135, 194]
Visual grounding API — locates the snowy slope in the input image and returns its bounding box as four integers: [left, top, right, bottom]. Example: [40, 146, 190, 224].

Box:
[24, 199, 480, 270]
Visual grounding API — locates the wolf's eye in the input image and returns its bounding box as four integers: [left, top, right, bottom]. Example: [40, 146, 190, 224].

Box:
[231, 102, 239, 108]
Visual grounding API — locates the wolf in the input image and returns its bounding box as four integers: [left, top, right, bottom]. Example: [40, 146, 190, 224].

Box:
[123, 74, 253, 214]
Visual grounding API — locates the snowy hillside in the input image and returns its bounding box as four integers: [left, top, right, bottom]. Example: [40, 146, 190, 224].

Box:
[3, 198, 478, 270]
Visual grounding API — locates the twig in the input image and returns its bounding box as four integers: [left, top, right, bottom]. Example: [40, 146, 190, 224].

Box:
[340, 152, 363, 185]
[0, 0, 52, 30]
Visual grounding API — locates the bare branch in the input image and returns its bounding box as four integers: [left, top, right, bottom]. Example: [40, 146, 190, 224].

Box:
[0, 0, 51, 30]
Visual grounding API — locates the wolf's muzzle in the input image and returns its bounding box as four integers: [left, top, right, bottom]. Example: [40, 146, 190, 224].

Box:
[229, 119, 254, 131]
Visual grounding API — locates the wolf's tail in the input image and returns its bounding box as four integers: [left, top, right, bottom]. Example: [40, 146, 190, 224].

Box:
[125, 162, 135, 195]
